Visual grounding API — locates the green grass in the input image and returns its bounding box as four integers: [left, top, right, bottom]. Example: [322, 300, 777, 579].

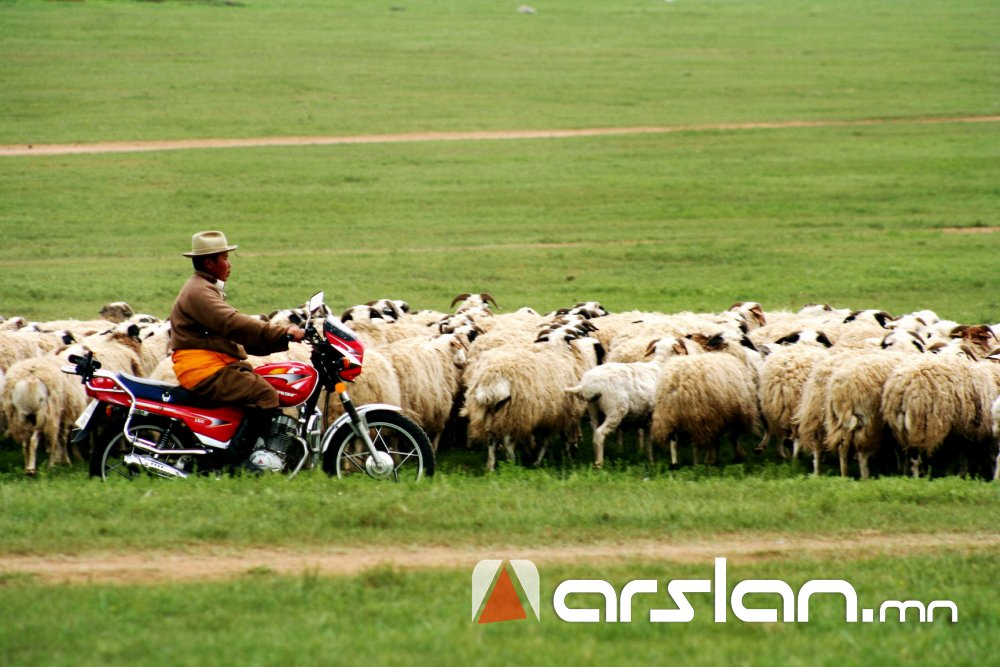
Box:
[1, 121, 998, 322]
[1, 553, 997, 667]
[1, 2, 999, 664]
[0, 466, 996, 555]
[1, 0, 996, 144]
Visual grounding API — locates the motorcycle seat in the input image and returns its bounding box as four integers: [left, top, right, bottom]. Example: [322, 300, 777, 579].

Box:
[116, 373, 219, 407]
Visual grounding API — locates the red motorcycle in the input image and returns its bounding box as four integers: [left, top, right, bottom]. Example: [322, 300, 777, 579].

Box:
[63, 292, 434, 482]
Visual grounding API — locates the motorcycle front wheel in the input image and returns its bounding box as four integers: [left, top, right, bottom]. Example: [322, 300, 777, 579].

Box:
[321, 410, 434, 482]
[90, 419, 192, 481]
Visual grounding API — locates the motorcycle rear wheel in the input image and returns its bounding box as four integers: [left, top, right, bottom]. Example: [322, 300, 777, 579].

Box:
[322, 410, 434, 481]
[90, 419, 191, 481]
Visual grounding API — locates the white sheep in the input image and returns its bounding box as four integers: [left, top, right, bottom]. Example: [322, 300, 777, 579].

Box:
[756, 344, 831, 461]
[565, 336, 698, 469]
[63, 326, 145, 377]
[380, 333, 468, 452]
[323, 346, 402, 422]
[1, 352, 88, 475]
[881, 353, 996, 477]
[992, 395, 1000, 481]
[461, 335, 601, 470]
[823, 351, 911, 479]
[650, 332, 762, 467]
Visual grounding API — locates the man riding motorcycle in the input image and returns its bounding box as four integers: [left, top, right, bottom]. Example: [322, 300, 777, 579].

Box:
[169, 230, 305, 468]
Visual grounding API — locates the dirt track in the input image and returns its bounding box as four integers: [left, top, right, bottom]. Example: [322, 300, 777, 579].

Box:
[2, 532, 996, 585]
[1, 115, 997, 157]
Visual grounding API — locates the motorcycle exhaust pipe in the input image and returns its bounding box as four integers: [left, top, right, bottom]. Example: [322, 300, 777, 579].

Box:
[123, 453, 189, 479]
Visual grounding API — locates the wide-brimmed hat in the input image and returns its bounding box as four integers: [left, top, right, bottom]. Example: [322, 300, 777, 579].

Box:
[182, 230, 238, 257]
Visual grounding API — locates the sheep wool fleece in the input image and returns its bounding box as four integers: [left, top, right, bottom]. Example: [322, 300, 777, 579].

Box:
[170, 270, 290, 409]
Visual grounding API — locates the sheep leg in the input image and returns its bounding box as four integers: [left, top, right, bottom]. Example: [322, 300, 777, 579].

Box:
[858, 451, 871, 480]
[637, 428, 647, 463]
[839, 445, 850, 478]
[909, 453, 923, 479]
[486, 438, 497, 472]
[593, 406, 627, 470]
[778, 437, 792, 461]
[534, 437, 549, 467]
[693, 446, 701, 466]
[23, 432, 39, 477]
[993, 449, 1000, 482]
[812, 449, 821, 476]
[503, 435, 517, 462]
[732, 431, 747, 463]
[430, 431, 442, 454]
[755, 430, 771, 454]
[669, 438, 678, 468]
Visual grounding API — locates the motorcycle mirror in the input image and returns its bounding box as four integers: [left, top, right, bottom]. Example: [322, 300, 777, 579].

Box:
[307, 292, 325, 314]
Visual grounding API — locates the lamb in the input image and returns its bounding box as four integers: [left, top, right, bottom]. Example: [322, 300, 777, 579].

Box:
[1, 352, 88, 475]
[565, 336, 697, 469]
[461, 335, 602, 471]
[379, 333, 468, 452]
[881, 352, 996, 477]
[650, 332, 762, 467]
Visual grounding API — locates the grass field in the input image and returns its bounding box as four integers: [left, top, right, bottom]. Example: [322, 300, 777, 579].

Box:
[1, 0, 999, 665]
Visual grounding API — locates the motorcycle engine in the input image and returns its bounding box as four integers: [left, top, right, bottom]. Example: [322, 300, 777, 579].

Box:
[250, 414, 300, 472]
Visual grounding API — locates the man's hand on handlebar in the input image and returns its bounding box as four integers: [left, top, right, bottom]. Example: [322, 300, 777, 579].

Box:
[286, 326, 307, 342]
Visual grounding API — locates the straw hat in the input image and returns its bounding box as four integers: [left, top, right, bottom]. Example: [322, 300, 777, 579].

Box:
[182, 231, 238, 257]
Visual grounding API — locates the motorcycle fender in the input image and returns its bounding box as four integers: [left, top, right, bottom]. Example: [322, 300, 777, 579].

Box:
[320, 403, 403, 454]
[70, 400, 101, 444]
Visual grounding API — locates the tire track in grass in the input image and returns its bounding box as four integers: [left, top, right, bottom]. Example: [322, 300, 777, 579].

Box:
[1, 532, 997, 585]
[1, 115, 997, 157]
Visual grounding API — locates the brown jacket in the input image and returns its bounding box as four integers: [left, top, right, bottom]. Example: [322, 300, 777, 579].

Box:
[169, 271, 289, 359]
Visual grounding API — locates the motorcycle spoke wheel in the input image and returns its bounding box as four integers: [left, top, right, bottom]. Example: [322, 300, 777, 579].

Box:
[326, 411, 434, 482]
[91, 422, 188, 481]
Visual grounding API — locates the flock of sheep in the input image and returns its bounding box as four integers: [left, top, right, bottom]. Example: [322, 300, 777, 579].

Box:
[2, 294, 1000, 480]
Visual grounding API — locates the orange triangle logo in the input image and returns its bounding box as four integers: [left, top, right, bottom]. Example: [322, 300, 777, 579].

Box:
[477, 566, 527, 624]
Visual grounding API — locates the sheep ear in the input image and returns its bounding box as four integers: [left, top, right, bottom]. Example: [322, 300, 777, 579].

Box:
[482, 293, 499, 309]
[844, 311, 859, 323]
[775, 332, 801, 345]
[739, 336, 759, 352]
[450, 293, 471, 308]
[61, 332, 76, 345]
[127, 324, 141, 339]
[672, 340, 689, 356]
[369, 309, 384, 320]
[705, 333, 726, 350]
[644, 339, 660, 358]
[594, 341, 606, 365]
[875, 311, 892, 328]
[816, 332, 833, 348]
